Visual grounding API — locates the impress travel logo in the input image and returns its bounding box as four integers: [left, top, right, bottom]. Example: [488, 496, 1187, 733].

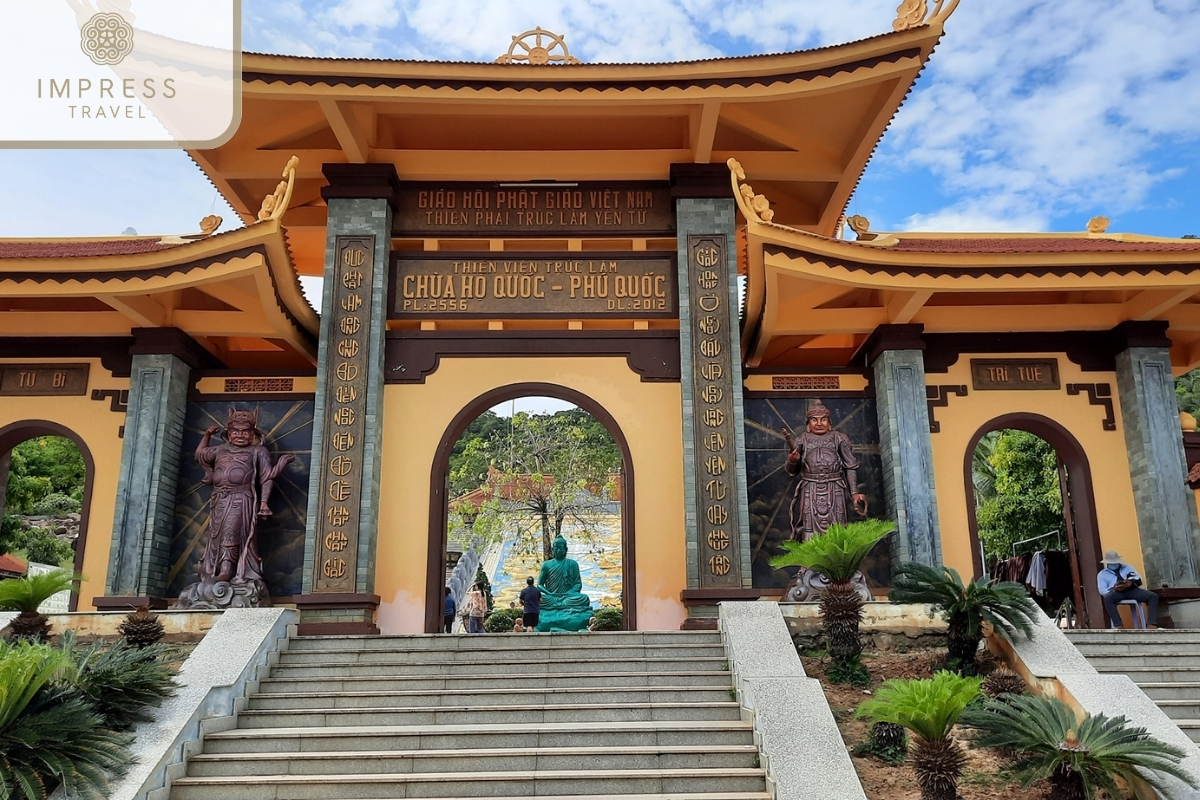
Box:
[2, 1, 241, 147]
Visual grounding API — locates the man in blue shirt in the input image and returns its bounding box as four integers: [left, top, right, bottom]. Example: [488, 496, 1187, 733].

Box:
[518, 576, 542, 632]
[443, 587, 457, 633]
[1097, 550, 1158, 628]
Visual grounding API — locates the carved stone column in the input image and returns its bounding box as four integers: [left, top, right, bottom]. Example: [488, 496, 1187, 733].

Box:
[864, 324, 943, 568]
[1113, 321, 1200, 588]
[100, 328, 216, 609]
[672, 165, 752, 627]
[296, 164, 398, 634]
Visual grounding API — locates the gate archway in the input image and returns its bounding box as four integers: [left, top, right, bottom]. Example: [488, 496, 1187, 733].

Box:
[963, 413, 1105, 628]
[0, 420, 95, 611]
[425, 382, 636, 633]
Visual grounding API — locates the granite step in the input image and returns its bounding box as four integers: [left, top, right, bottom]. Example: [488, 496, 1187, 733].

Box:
[1070, 653, 1200, 669]
[285, 632, 723, 651]
[255, 670, 732, 694]
[1136, 683, 1200, 702]
[1065, 631, 1200, 645]
[200, 721, 758, 754]
[169, 767, 769, 800]
[1172, 719, 1200, 744]
[1149, 700, 1200, 721]
[186, 744, 761, 777]
[267, 657, 728, 679]
[245, 686, 735, 711]
[236, 701, 745, 728]
[1089, 666, 1200, 683]
[275, 644, 727, 664]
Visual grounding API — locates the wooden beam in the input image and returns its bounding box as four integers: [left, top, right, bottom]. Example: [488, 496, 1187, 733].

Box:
[886, 290, 933, 323]
[771, 307, 888, 336]
[192, 279, 262, 313]
[690, 101, 721, 164]
[101, 294, 169, 327]
[318, 98, 371, 164]
[171, 310, 277, 338]
[1122, 288, 1197, 320]
[0, 312, 130, 336]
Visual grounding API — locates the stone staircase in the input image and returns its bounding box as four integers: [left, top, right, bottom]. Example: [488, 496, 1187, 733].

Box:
[168, 630, 770, 800]
[1067, 629, 1200, 745]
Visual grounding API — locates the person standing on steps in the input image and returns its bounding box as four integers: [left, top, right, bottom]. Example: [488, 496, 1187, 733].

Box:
[518, 576, 542, 632]
[443, 586, 457, 633]
[465, 581, 487, 634]
[1097, 550, 1159, 628]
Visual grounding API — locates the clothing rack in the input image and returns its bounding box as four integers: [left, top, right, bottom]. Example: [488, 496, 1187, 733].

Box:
[1011, 529, 1064, 556]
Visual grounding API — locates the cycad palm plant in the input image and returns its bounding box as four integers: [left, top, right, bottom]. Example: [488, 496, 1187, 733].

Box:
[769, 519, 894, 672]
[856, 672, 983, 800]
[890, 562, 1039, 675]
[0, 570, 77, 642]
[0, 640, 131, 800]
[961, 693, 1197, 800]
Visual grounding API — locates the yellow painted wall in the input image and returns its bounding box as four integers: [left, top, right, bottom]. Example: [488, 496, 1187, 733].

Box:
[929, 353, 1142, 581]
[0, 359, 128, 609]
[376, 356, 686, 633]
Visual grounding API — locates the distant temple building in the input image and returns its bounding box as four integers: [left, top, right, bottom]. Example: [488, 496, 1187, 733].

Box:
[2, 4, 1199, 631]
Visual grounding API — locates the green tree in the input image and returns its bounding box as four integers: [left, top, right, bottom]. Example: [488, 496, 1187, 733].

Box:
[448, 411, 508, 496]
[4, 438, 86, 514]
[975, 430, 1062, 561]
[1176, 367, 1200, 416]
[474, 564, 494, 613]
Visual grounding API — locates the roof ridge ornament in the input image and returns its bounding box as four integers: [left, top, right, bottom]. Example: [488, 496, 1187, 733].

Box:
[893, 0, 961, 31]
[1087, 216, 1111, 235]
[257, 155, 299, 222]
[496, 27, 581, 65]
[727, 158, 774, 224]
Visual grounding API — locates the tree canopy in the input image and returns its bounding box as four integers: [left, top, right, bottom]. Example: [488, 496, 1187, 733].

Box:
[974, 430, 1063, 562]
[448, 405, 622, 560]
[2, 436, 86, 558]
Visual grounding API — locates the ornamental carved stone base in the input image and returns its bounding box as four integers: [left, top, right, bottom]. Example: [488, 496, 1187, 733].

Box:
[783, 567, 873, 603]
[174, 577, 271, 610]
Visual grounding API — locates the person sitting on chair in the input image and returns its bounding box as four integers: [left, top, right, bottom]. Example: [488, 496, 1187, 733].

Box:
[1097, 550, 1158, 628]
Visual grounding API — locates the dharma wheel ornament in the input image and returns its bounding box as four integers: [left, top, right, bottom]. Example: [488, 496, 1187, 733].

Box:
[496, 27, 580, 65]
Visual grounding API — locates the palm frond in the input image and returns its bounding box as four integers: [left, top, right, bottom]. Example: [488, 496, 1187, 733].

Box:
[890, 562, 1040, 642]
[961, 694, 1197, 795]
[856, 672, 982, 742]
[768, 519, 895, 582]
[0, 571, 77, 614]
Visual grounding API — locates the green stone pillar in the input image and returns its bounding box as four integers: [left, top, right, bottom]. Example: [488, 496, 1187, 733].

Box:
[1113, 322, 1200, 588]
[672, 165, 752, 627]
[296, 164, 397, 634]
[99, 328, 215, 609]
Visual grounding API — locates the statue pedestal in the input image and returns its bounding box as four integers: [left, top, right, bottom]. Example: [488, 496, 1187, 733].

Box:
[783, 567, 873, 603]
[173, 578, 270, 610]
[537, 607, 593, 632]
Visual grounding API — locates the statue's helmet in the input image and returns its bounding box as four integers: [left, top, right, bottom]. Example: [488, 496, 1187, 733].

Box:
[225, 406, 264, 438]
[805, 401, 831, 421]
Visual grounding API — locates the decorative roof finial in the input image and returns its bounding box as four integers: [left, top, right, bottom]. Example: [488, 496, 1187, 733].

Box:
[257, 155, 299, 222]
[199, 215, 222, 236]
[893, 0, 961, 31]
[496, 27, 580, 65]
[1087, 216, 1111, 234]
[846, 215, 872, 240]
[727, 158, 775, 224]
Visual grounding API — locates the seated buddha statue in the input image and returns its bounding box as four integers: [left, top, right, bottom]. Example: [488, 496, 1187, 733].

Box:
[536, 534, 595, 632]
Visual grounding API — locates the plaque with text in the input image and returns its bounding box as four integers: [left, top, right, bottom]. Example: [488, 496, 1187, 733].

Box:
[970, 359, 1060, 391]
[394, 182, 675, 237]
[687, 234, 742, 589]
[312, 236, 375, 592]
[0, 364, 89, 396]
[390, 253, 678, 318]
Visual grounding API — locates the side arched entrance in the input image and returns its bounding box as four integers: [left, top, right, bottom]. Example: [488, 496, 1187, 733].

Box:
[424, 382, 637, 633]
[0, 420, 95, 611]
[963, 413, 1106, 628]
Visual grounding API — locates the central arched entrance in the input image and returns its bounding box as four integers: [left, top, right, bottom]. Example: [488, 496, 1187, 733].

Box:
[963, 413, 1105, 628]
[425, 382, 636, 633]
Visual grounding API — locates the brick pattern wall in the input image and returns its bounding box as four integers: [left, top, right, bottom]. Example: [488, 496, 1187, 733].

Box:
[873, 349, 942, 567]
[106, 353, 191, 597]
[1116, 346, 1200, 587]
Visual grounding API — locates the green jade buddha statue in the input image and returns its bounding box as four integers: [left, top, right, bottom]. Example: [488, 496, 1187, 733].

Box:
[536, 534, 595, 632]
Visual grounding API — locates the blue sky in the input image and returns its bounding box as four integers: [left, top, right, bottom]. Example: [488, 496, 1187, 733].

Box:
[2, 0, 1199, 240]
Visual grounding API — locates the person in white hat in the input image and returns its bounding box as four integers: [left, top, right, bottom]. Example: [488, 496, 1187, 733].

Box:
[1097, 551, 1158, 628]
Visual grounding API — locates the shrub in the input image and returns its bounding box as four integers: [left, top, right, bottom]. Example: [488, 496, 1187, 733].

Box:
[890, 562, 1040, 676]
[0, 640, 131, 800]
[28, 493, 82, 516]
[590, 607, 623, 631]
[857, 672, 983, 800]
[59, 632, 178, 731]
[484, 608, 522, 632]
[118, 605, 165, 648]
[854, 721, 908, 765]
[0, 570, 77, 642]
[17, 529, 74, 567]
[961, 693, 1197, 800]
